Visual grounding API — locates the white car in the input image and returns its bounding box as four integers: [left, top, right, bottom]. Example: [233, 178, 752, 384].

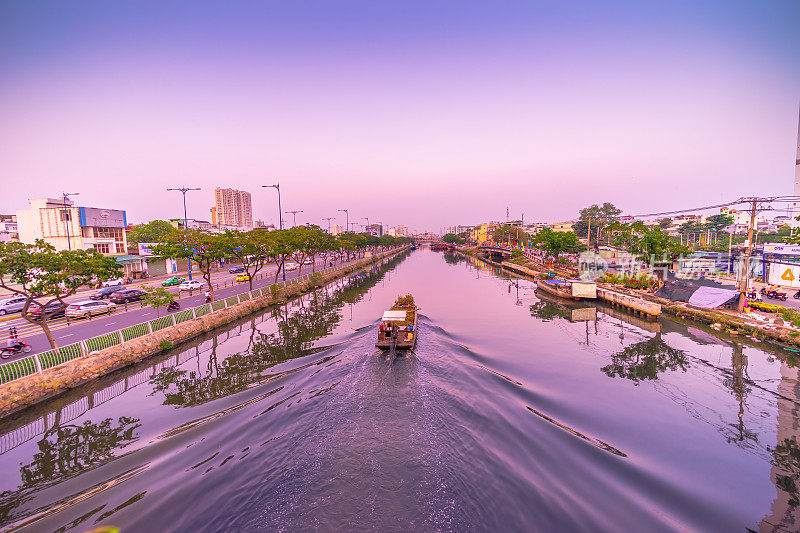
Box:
[66, 300, 116, 318]
[103, 278, 125, 287]
[179, 280, 203, 291]
[283, 261, 299, 270]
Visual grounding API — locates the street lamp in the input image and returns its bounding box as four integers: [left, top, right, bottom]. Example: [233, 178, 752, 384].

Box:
[167, 187, 201, 280]
[59, 192, 79, 250]
[263, 183, 285, 281]
[286, 210, 304, 227]
[322, 217, 335, 233]
[338, 209, 349, 233]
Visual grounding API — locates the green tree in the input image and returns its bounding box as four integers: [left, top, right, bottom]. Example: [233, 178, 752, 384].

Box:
[151, 229, 229, 301]
[142, 286, 175, 318]
[610, 221, 690, 266]
[658, 218, 673, 229]
[705, 213, 734, 232]
[126, 220, 178, 246]
[219, 230, 274, 291]
[0, 240, 121, 348]
[532, 228, 585, 259]
[491, 225, 527, 247]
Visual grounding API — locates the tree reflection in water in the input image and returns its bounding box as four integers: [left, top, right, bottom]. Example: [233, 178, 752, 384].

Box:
[149, 255, 405, 408]
[602, 332, 689, 383]
[0, 416, 141, 526]
[442, 252, 465, 265]
[529, 301, 570, 322]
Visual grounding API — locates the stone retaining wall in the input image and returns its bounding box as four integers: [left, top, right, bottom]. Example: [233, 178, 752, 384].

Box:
[0, 247, 410, 421]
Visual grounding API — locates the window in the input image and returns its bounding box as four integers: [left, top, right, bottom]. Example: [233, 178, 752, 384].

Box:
[60, 210, 71, 222]
[116, 243, 126, 254]
[94, 243, 110, 254]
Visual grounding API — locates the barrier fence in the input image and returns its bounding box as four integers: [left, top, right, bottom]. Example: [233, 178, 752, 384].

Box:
[0, 248, 405, 387]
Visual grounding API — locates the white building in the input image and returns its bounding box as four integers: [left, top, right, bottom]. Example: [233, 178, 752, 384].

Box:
[396, 225, 408, 237]
[214, 188, 253, 228]
[16, 198, 128, 255]
[332, 224, 344, 236]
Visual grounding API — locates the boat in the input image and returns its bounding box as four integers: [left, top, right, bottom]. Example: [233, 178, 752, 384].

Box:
[376, 295, 418, 351]
[536, 278, 597, 301]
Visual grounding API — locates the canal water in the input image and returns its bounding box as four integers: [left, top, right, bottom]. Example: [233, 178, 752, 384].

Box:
[0, 249, 798, 532]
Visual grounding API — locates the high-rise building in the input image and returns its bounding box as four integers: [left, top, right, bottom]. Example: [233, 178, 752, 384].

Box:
[396, 225, 408, 237]
[213, 188, 253, 228]
[332, 224, 344, 236]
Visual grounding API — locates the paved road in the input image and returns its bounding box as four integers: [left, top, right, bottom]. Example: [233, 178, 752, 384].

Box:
[0, 258, 339, 361]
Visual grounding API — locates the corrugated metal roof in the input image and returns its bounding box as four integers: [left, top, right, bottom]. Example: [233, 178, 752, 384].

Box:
[382, 310, 407, 321]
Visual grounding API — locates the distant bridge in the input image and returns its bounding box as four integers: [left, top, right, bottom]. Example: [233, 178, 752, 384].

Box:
[476, 245, 513, 261]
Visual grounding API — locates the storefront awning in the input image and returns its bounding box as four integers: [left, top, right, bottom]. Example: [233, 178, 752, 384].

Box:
[114, 255, 145, 264]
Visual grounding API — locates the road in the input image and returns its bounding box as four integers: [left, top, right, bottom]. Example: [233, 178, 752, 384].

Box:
[0, 258, 338, 361]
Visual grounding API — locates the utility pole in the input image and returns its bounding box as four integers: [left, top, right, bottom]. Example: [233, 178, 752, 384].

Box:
[60, 192, 79, 250]
[362, 217, 369, 229]
[349, 222, 358, 232]
[322, 217, 335, 233]
[262, 183, 284, 281]
[167, 187, 201, 280]
[286, 210, 303, 227]
[338, 209, 349, 232]
[737, 198, 760, 312]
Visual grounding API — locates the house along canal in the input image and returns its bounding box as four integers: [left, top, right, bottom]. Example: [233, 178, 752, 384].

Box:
[0, 249, 798, 532]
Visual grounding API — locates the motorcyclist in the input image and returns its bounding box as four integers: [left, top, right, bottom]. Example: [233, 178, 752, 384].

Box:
[204, 290, 212, 303]
[167, 300, 180, 311]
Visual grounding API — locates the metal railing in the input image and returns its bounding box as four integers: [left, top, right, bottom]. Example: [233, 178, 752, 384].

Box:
[0, 247, 405, 386]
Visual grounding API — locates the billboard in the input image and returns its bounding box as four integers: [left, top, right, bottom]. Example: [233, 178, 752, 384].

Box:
[78, 207, 127, 228]
[767, 262, 800, 289]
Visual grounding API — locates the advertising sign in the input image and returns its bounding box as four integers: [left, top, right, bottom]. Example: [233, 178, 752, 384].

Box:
[763, 244, 800, 256]
[767, 263, 800, 289]
[78, 207, 127, 228]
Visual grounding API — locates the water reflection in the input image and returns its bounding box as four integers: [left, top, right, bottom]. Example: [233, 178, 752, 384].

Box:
[602, 332, 689, 383]
[0, 252, 408, 529]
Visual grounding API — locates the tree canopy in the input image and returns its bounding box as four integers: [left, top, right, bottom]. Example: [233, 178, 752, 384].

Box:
[532, 229, 585, 259]
[127, 220, 179, 246]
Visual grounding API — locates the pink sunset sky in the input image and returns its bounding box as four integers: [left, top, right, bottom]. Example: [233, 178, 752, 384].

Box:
[1, 1, 798, 232]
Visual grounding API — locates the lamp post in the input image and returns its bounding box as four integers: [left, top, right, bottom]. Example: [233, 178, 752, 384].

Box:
[263, 183, 285, 281]
[338, 209, 349, 233]
[59, 192, 79, 250]
[286, 210, 304, 227]
[167, 187, 201, 280]
[362, 217, 369, 229]
[322, 217, 335, 233]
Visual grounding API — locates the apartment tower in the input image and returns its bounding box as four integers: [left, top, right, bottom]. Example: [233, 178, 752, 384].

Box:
[213, 188, 253, 228]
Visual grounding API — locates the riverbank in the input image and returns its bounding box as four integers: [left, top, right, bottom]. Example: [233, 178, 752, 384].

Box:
[0, 246, 411, 421]
[457, 247, 800, 354]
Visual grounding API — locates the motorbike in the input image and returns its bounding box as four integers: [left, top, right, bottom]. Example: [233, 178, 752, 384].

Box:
[763, 289, 788, 301]
[794, 290, 800, 300]
[0, 342, 32, 359]
[167, 301, 181, 311]
[204, 294, 212, 303]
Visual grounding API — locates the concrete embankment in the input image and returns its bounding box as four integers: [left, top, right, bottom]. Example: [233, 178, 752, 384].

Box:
[459, 247, 800, 353]
[0, 247, 410, 421]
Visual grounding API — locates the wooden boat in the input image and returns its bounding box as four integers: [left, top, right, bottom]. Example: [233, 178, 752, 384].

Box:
[536, 278, 574, 299]
[536, 277, 597, 301]
[376, 296, 418, 351]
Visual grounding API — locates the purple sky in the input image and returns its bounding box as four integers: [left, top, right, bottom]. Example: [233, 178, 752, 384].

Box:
[1, 1, 799, 232]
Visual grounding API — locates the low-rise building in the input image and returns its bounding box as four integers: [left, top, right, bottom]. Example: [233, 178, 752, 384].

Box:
[17, 198, 128, 255]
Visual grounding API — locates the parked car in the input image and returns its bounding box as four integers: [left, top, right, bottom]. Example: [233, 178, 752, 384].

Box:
[179, 280, 203, 291]
[110, 288, 147, 304]
[90, 285, 127, 300]
[66, 300, 116, 318]
[103, 278, 125, 287]
[283, 261, 299, 271]
[162, 276, 185, 287]
[0, 296, 26, 316]
[228, 265, 246, 274]
[27, 301, 67, 319]
[236, 273, 250, 282]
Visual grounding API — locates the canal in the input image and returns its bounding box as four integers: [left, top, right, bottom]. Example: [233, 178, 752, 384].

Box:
[0, 249, 798, 532]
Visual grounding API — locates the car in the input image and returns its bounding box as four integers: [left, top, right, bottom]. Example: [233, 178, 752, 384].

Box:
[178, 280, 203, 291]
[0, 296, 26, 316]
[162, 276, 185, 287]
[103, 278, 125, 287]
[228, 265, 246, 274]
[27, 301, 67, 319]
[236, 273, 250, 282]
[66, 300, 116, 318]
[110, 288, 147, 304]
[90, 285, 127, 300]
[283, 261, 299, 271]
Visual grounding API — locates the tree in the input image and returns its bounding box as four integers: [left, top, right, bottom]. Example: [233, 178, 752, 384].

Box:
[127, 220, 178, 246]
[610, 222, 690, 269]
[151, 229, 229, 301]
[657, 218, 672, 229]
[142, 286, 176, 318]
[219, 230, 274, 291]
[576, 202, 622, 245]
[532, 229, 585, 259]
[705, 213, 734, 232]
[0, 240, 121, 349]
[491, 225, 527, 247]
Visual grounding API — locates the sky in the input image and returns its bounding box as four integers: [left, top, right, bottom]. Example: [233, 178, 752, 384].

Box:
[1, 1, 799, 233]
